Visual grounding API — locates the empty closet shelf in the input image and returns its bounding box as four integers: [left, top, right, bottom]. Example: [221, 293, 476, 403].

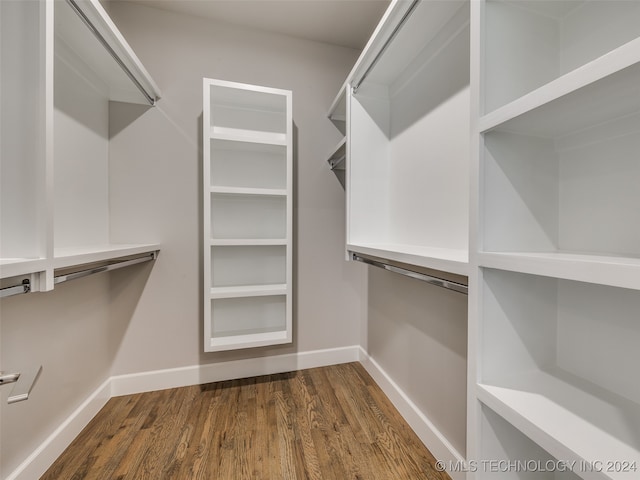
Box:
[210, 126, 286, 146]
[0, 258, 48, 280]
[53, 244, 160, 269]
[210, 238, 287, 246]
[210, 186, 287, 196]
[59, 0, 161, 105]
[210, 284, 287, 299]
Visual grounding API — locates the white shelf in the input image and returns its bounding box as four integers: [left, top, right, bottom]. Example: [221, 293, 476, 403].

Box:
[0, 258, 49, 280]
[210, 238, 287, 246]
[210, 126, 286, 146]
[482, 0, 640, 114]
[477, 371, 640, 480]
[348, 242, 468, 277]
[210, 186, 286, 196]
[53, 244, 160, 269]
[480, 43, 640, 136]
[208, 328, 290, 352]
[210, 284, 287, 299]
[327, 87, 347, 134]
[55, 0, 160, 105]
[478, 251, 640, 291]
[347, 0, 470, 271]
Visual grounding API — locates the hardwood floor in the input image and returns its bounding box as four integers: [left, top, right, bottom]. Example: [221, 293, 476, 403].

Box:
[42, 362, 451, 479]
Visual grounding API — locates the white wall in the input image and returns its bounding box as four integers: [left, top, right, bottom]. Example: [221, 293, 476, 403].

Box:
[105, 2, 365, 373]
[366, 268, 468, 457]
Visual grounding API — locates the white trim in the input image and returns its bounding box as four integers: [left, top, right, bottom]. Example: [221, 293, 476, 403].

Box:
[5, 379, 111, 480]
[111, 345, 361, 396]
[358, 347, 467, 480]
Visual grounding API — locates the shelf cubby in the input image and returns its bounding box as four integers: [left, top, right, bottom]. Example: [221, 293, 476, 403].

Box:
[481, 68, 640, 286]
[347, 0, 470, 274]
[209, 295, 288, 351]
[211, 245, 286, 288]
[479, 268, 640, 478]
[482, 0, 640, 114]
[210, 193, 286, 240]
[208, 81, 287, 134]
[478, 404, 584, 480]
[210, 138, 286, 190]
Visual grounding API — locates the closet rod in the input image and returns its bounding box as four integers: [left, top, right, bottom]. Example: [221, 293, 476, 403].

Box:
[352, 253, 468, 295]
[328, 154, 346, 171]
[66, 0, 157, 105]
[0, 280, 31, 299]
[54, 251, 158, 285]
[351, 0, 420, 93]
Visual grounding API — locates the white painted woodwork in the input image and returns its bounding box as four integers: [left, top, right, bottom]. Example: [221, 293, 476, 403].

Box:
[469, 1, 640, 478]
[346, 0, 470, 275]
[483, 0, 640, 114]
[203, 78, 292, 352]
[0, 0, 161, 286]
[0, 0, 51, 284]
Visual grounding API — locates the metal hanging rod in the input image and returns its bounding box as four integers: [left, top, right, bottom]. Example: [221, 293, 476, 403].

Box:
[352, 0, 420, 93]
[0, 279, 31, 299]
[66, 0, 158, 105]
[352, 253, 468, 295]
[54, 251, 158, 285]
[328, 154, 346, 171]
[0, 252, 157, 298]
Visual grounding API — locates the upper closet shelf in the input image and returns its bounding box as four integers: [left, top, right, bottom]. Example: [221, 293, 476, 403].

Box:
[53, 244, 160, 269]
[210, 186, 287, 196]
[209, 126, 286, 146]
[478, 252, 640, 291]
[347, 243, 469, 277]
[0, 258, 49, 280]
[327, 88, 347, 134]
[480, 37, 640, 135]
[56, 0, 161, 105]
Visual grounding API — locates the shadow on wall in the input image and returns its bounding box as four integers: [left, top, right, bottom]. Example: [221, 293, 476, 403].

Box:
[109, 101, 152, 139]
[108, 261, 157, 359]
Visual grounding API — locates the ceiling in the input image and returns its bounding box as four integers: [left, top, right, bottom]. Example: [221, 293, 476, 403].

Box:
[122, 0, 391, 50]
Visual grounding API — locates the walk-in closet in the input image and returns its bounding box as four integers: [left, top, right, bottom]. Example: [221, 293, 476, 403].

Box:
[2, 1, 638, 479]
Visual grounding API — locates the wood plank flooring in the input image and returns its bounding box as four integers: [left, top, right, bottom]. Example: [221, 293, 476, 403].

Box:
[42, 362, 451, 480]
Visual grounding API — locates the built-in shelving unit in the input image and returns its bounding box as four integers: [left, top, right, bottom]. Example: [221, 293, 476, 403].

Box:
[0, 0, 161, 295]
[470, 1, 640, 479]
[203, 78, 292, 352]
[344, 0, 471, 276]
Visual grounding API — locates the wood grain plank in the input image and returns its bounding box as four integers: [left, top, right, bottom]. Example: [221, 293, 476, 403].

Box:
[41, 363, 452, 480]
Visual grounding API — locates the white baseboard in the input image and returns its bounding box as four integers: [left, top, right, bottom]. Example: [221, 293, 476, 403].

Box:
[6, 345, 360, 480]
[5, 378, 111, 480]
[358, 347, 467, 480]
[110, 345, 361, 396]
